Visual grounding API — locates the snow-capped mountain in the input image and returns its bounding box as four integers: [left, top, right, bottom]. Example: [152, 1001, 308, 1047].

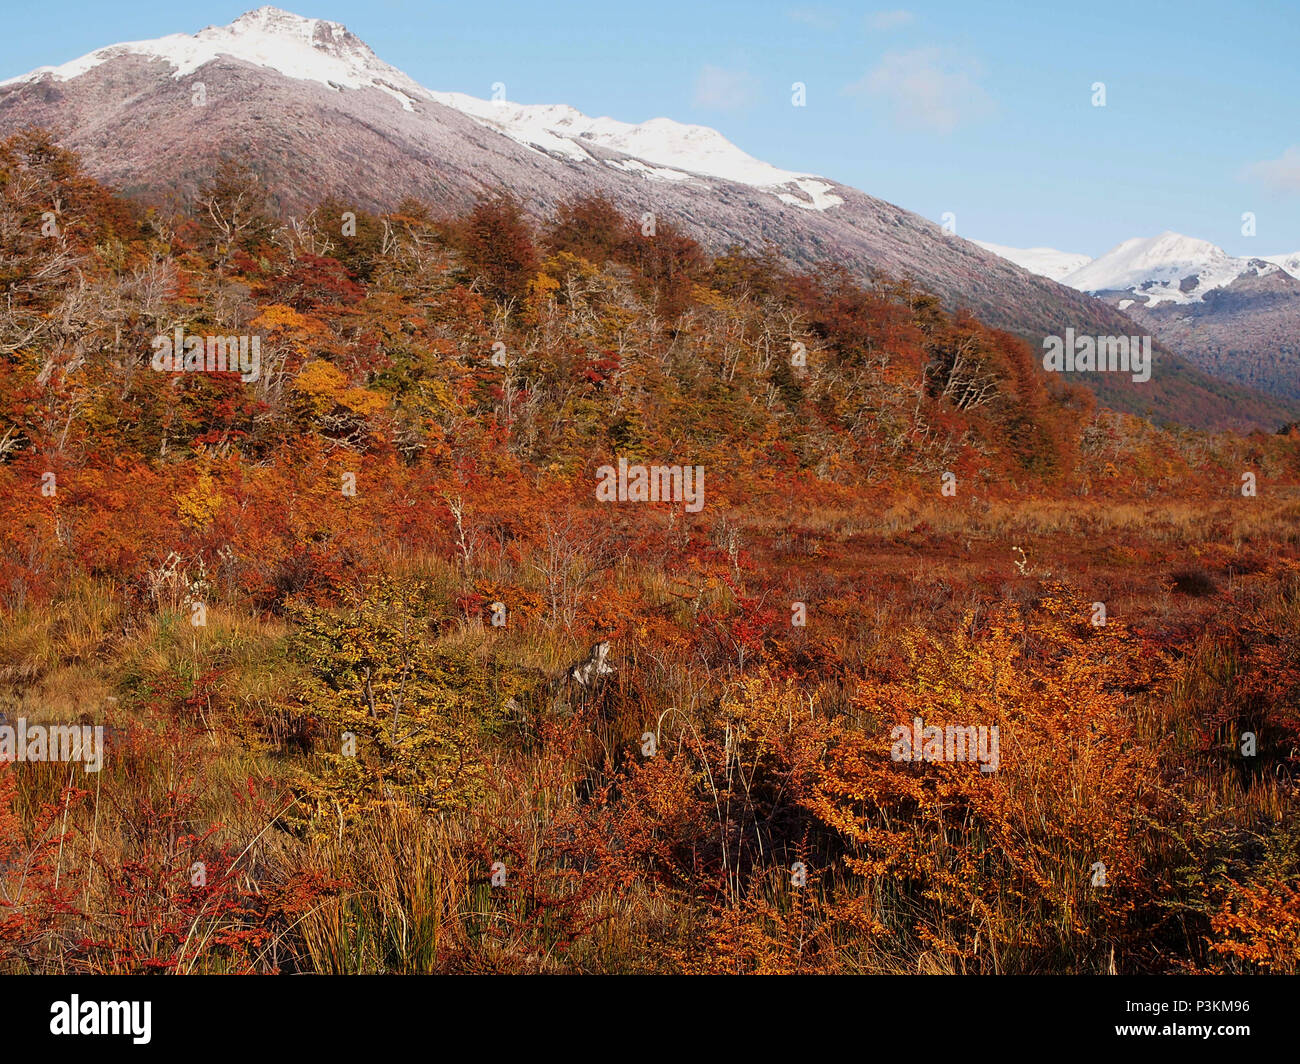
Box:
[1064, 232, 1299, 308]
[972, 241, 1092, 283]
[1, 7, 430, 109]
[979, 232, 1300, 402]
[0, 7, 1290, 427]
[1, 7, 841, 211]
[980, 230, 1300, 307]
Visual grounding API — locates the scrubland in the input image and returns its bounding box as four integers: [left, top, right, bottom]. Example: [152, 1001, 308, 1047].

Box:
[2, 131, 1297, 973]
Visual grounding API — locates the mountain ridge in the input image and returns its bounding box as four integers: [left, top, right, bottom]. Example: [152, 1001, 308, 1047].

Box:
[1, 6, 840, 205]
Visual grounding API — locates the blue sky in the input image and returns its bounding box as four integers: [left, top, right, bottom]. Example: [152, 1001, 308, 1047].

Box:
[2, 0, 1296, 256]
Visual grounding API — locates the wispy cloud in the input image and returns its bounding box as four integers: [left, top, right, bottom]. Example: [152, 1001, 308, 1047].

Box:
[693, 65, 760, 110]
[846, 46, 992, 133]
[866, 10, 914, 31]
[1244, 146, 1300, 194]
[787, 6, 839, 30]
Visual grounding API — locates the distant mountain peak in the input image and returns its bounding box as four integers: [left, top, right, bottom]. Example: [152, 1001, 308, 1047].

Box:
[1067, 231, 1296, 306]
[982, 230, 1300, 306]
[2, 5, 427, 109]
[214, 7, 377, 62]
[224, 6, 339, 32]
[977, 231, 1300, 402]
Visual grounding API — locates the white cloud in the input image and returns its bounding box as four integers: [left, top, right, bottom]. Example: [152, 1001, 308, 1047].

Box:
[866, 10, 914, 31]
[693, 65, 760, 111]
[846, 46, 992, 133]
[1245, 146, 1300, 194]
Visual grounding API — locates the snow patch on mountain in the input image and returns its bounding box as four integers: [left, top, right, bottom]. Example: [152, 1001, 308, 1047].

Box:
[426, 92, 842, 208]
[973, 241, 1092, 282]
[1, 7, 429, 111]
[603, 158, 694, 182]
[1263, 252, 1300, 280]
[3, 7, 843, 209]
